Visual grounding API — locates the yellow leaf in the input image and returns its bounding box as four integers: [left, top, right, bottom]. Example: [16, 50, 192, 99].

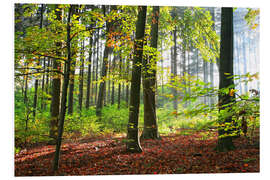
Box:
[253, 72, 259, 80]
[229, 89, 235, 96]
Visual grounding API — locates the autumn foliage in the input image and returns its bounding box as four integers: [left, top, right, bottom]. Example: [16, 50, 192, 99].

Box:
[15, 130, 259, 176]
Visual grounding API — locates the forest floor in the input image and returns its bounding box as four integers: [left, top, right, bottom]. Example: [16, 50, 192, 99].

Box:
[15, 129, 260, 176]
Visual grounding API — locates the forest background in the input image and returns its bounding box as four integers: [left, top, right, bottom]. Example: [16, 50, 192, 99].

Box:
[2, 0, 270, 179]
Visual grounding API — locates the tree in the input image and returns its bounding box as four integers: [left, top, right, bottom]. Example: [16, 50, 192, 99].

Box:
[126, 6, 147, 153]
[53, 5, 74, 171]
[32, 4, 44, 119]
[111, 54, 116, 105]
[117, 50, 122, 109]
[216, 7, 236, 152]
[67, 6, 80, 115]
[78, 40, 85, 111]
[141, 6, 160, 140]
[85, 35, 93, 109]
[96, 5, 117, 116]
[49, 4, 62, 142]
[95, 28, 100, 105]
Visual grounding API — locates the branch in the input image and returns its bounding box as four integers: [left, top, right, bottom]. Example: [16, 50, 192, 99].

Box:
[15, 49, 67, 62]
[15, 70, 64, 77]
[235, 93, 259, 102]
[70, 25, 104, 41]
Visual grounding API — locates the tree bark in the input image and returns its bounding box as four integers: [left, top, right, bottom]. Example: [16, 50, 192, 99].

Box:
[125, 55, 130, 107]
[126, 6, 147, 153]
[49, 5, 62, 142]
[32, 4, 44, 119]
[117, 51, 122, 109]
[23, 62, 28, 105]
[111, 54, 116, 105]
[210, 8, 215, 106]
[40, 57, 46, 110]
[141, 6, 160, 140]
[95, 29, 100, 105]
[68, 6, 79, 115]
[217, 7, 235, 152]
[86, 36, 93, 108]
[53, 5, 73, 171]
[78, 40, 85, 111]
[44, 58, 51, 110]
[96, 5, 117, 116]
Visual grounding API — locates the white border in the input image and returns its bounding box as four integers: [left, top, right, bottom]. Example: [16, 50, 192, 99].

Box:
[2, 0, 269, 180]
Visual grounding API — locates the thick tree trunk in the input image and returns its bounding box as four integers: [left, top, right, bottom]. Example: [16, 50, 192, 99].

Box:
[53, 5, 73, 171]
[126, 6, 147, 153]
[217, 7, 235, 152]
[141, 6, 160, 140]
[49, 5, 62, 142]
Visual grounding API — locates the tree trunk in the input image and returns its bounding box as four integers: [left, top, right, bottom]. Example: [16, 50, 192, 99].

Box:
[68, 6, 80, 115]
[95, 29, 100, 105]
[40, 57, 46, 110]
[217, 7, 235, 152]
[160, 43, 164, 106]
[125, 56, 130, 107]
[49, 5, 62, 142]
[44, 58, 51, 110]
[141, 6, 160, 140]
[111, 54, 116, 105]
[173, 28, 178, 111]
[32, 4, 44, 119]
[86, 36, 93, 108]
[23, 63, 28, 105]
[209, 8, 215, 106]
[107, 53, 111, 106]
[196, 48, 199, 81]
[126, 6, 147, 153]
[96, 5, 117, 116]
[187, 45, 191, 106]
[91, 35, 97, 106]
[203, 53, 208, 105]
[117, 51, 122, 109]
[78, 40, 85, 111]
[53, 5, 73, 171]
[67, 57, 76, 114]
[182, 46, 187, 108]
